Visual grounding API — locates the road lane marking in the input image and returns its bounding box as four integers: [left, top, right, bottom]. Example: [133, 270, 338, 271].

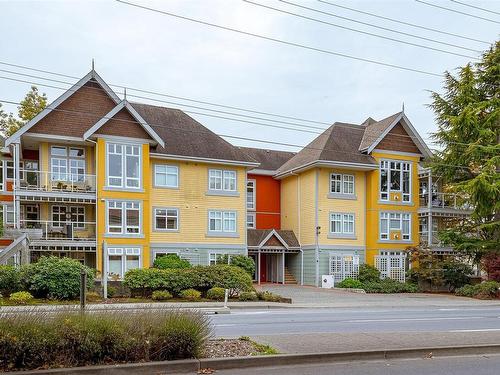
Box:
[449, 329, 500, 332]
[345, 317, 485, 323]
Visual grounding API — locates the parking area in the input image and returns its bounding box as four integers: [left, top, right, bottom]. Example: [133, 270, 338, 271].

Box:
[256, 284, 500, 308]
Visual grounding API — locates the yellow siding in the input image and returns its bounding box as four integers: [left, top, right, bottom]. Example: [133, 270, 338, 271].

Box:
[298, 169, 316, 246]
[317, 168, 366, 247]
[280, 175, 298, 238]
[149, 161, 246, 245]
[366, 151, 420, 265]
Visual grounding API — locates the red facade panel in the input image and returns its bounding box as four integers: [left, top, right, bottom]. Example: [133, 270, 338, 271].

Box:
[248, 173, 281, 230]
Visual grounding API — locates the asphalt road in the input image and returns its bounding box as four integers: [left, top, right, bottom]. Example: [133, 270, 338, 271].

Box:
[207, 354, 500, 375]
[211, 305, 500, 337]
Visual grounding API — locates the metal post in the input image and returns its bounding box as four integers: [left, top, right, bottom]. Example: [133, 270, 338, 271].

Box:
[224, 288, 229, 308]
[428, 213, 433, 246]
[102, 241, 108, 299]
[282, 249, 285, 285]
[257, 250, 261, 285]
[80, 268, 87, 313]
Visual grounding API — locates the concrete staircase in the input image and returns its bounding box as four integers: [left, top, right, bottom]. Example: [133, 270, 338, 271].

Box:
[284, 267, 297, 284]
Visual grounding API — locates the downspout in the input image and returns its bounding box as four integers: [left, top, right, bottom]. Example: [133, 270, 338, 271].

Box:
[314, 169, 319, 287]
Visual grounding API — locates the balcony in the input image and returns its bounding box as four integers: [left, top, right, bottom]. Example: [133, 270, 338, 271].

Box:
[419, 192, 473, 215]
[16, 170, 96, 203]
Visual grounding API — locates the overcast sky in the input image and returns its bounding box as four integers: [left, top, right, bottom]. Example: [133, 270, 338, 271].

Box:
[1, 0, 498, 151]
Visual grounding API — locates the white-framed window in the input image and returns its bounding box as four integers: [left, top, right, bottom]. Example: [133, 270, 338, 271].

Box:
[106, 200, 141, 235]
[3, 204, 15, 225]
[154, 164, 178, 188]
[330, 173, 355, 195]
[208, 169, 236, 192]
[380, 212, 411, 240]
[380, 160, 411, 201]
[154, 208, 179, 230]
[247, 179, 256, 210]
[329, 213, 355, 234]
[51, 206, 85, 228]
[209, 252, 218, 266]
[208, 210, 237, 233]
[106, 143, 141, 189]
[208, 252, 232, 266]
[50, 146, 85, 182]
[108, 247, 141, 279]
[247, 212, 256, 229]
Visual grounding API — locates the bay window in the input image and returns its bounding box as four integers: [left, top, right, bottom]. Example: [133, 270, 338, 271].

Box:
[380, 160, 411, 201]
[330, 173, 355, 196]
[107, 200, 141, 235]
[108, 247, 141, 279]
[380, 212, 411, 240]
[106, 143, 141, 189]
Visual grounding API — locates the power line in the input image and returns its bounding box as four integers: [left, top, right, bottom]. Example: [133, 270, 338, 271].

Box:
[415, 0, 500, 24]
[2, 67, 498, 151]
[114, 0, 443, 77]
[0, 98, 483, 170]
[1, 68, 490, 150]
[316, 0, 490, 45]
[265, 0, 482, 54]
[0, 61, 331, 127]
[450, 0, 500, 16]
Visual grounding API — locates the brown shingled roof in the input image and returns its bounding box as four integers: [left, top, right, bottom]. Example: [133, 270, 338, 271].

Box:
[239, 147, 295, 171]
[247, 229, 300, 248]
[276, 122, 376, 174]
[131, 103, 257, 164]
[358, 112, 402, 151]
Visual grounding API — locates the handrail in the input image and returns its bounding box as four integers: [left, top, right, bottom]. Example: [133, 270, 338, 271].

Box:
[16, 169, 96, 193]
[419, 192, 472, 210]
[17, 219, 97, 241]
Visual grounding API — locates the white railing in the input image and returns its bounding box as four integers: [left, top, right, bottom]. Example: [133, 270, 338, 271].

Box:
[419, 192, 472, 210]
[419, 231, 440, 246]
[17, 170, 96, 193]
[375, 254, 406, 283]
[17, 220, 96, 241]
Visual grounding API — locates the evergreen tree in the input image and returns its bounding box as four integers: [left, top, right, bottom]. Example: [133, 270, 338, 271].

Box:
[0, 86, 47, 136]
[428, 41, 499, 268]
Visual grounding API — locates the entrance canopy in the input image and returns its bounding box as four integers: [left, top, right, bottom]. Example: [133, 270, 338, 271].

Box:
[247, 229, 300, 253]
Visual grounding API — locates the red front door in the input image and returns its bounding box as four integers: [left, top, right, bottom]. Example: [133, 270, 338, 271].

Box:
[260, 255, 267, 282]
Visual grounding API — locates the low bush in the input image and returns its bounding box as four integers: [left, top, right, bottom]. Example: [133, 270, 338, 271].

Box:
[217, 254, 255, 276]
[86, 291, 101, 302]
[362, 279, 419, 294]
[456, 281, 500, 299]
[20, 257, 95, 300]
[206, 287, 225, 301]
[107, 286, 118, 298]
[442, 261, 472, 291]
[257, 291, 282, 302]
[153, 254, 191, 270]
[180, 289, 201, 301]
[0, 310, 212, 371]
[152, 290, 173, 301]
[8, 291, 33, 305]
[124, 265, 253, 297]
[0, 266, 21, 296]
[238, 291, 258, 301]
[357, 264, 381, 283]
[337, 278, 364, 289]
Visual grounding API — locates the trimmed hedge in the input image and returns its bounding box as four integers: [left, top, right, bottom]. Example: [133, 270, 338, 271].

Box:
[124, 265, 253, 297]
[0, 310, 212, 371]
[153, 254, 191, 270]
[337, 278, 364, 289]
[217, 254, 256, 276]
[336, 277, 419, 293]
[456, 281, 500, 299]
[206, 287, 226, 301]
[0, 266, 21, 296]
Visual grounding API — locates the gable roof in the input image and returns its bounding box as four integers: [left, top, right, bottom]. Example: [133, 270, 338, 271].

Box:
[247, 229, 300, 249]
[239, 147, 295, 171]
[131, 103, 258, 165]
[359, 112, 432, 157]
[276, 122, 376, 176]
[84, 100, 165, 147]
[5, 70, 120, 146]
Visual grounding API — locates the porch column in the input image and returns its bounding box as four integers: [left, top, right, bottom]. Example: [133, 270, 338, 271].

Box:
[13, 142, 21, 229]
[428, 213, 433, 246]
[257, 250, 261, 285]
[282, 249, 285, 285]
[427, 172, 432, 209]
[300, 250, 304, 285]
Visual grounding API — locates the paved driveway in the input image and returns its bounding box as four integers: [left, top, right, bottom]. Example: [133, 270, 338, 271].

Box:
[256, 284, 500, 308]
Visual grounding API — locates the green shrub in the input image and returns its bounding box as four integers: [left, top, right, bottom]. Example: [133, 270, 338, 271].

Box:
[0, 265, 21, 296]
[180, 289, 201, 301]
[0, 310, 212, 371]
[9, 291, 33, 305]
[456, 281, 500, 299]
[258, 291, 282, 302]
[86, 291, 101, 302]
[152, 290, 173, 301]
[217, 254, 255, 276]
[106, 286, 117, 298]
[124, 265, 252, 298]
[238, 291, 258, 301]
[153, 254, 191, 270]
[20, 257, 95, 300]
[442, 261, 472, 291]
[363, 279, 418, 294]
[337, 278, 364, 289]
[357, 264, 381, 283]
[206, 287, 226, 301]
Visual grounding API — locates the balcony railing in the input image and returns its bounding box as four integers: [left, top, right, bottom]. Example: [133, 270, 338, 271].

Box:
[419, 192, 472, 210]
[13, 220, 97, 241]
[17, 170, 96, 193]
[419, 231, 440, 246]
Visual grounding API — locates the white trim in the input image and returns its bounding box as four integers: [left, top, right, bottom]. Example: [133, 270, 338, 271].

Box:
[153, 207, 179, 231]
[246, 212, 256, 229]
[150, 153, 259, 167]
[105, 141, 142, 190]
[372, 149, 423, 157]
[246, 178, 256, 211]
[105, 199, 142, 236]
[23, 133, 85, 143]
[275, 160, 377, 178]
[5, 70, 120, 146]
[83, 100, 165, 148]
[107, 246, 142, 280]
[248, 168, 276, 176]
[257, 229, 290, 250]
[153, 163, 179, 188]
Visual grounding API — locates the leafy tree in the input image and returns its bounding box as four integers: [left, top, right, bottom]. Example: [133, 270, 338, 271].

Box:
[0, 86, 47, 136]
[153, 254, 191, 269]
[428, 41, 500, 267]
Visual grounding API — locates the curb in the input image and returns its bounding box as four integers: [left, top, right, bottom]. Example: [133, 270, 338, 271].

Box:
[15, 344, 500, 374]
